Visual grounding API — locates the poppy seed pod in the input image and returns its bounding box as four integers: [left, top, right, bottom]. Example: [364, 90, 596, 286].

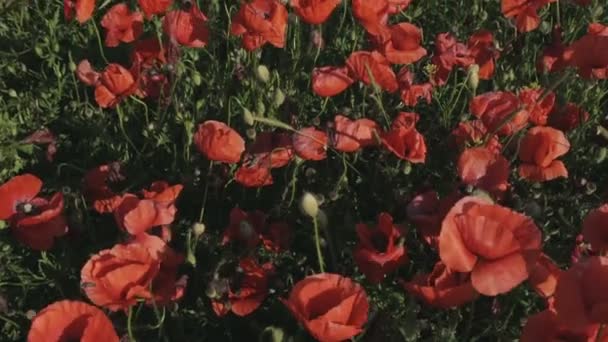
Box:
[272, 88, 285, 107]
[192, 222, 206, 237]
[467, 64, 480, 92]
[243, 108, 255, 126]
[300, 192, 319, 218]
[256, 65, 271, 83]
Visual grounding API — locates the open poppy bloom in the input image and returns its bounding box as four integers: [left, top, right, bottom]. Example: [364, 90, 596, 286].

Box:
[222, 208, 266, 248]
[247, 132, 294, 169]
[83, 162, 125, 214]
[83, 63, 137, 108]
[406, 190, 462, 247]
[354, 213, 408, 283]
[193, 120, 245, 163]
[528, 253, 561, 298]
[588, 23, 608, 36]
[293, 127, 328, 161]
[235, 163, 274, 187]
[378, 23, 427, 65]
[501, 0, 556, 33]
[331, 115, 379, 152]
[548, 102, 589, 132]
[381, 112, 427, 163]
[450, 120, 502, 153]
[582, 204, 608, 253]
[100, 3, 143, 47]
[521, 309, 604, 342]
[230, 0, 288, 51]
[211, 258, 274, 317]
[457, 147, 510, 199]
[470, 91, 528, 136]
[81, 242, 160, 311]
[519, 88, 556, 126]
[468, 30, 499, 79]
[553, 256, 608, 333]
[260, 221, 291, 253]
[64, 0, 96, 23]
[537, 26, 567, 74]
[0, 174, 68, 250]
[438, 196, 542, 296]
[346, 51, 399, 93]
[163, 3, 210, 48]
[114, 181, 182, 235]
[518, 126, 570, 182]
[397, 67, 433, 107]
[291, 0, 340, 25]
[131, 38, 171, 99]
[563, 34, 608, 79]
[311, 66, 354, 97]
[352, 0, 389, 37]
[282, 273, 369, 342]
[137, 0, 172, 18]
[403, 261, 479, 308]
[27, 300, 119, 342]
[431, 33, 474, 86]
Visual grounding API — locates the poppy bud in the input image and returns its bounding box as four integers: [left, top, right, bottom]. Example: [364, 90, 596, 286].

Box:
[592, 4, 604, 19]
[300, 192, 319, 218]
[196, 99, 204, 110]
[8, 89, 17, 98]
[246, 128, 257, 140]
[595, 147, 607, 164]
[259, 326, 285, 342]
[193, 72, 202, 86]
[256, 100, 266, 116]
[243, 108, 255, 126]
[273, 88, 285, 107]
[403, 162, 412, 175]
[192, 222, 206, 237]
[26, 310, 36, 320]
[467, 64, 480, 92]
[0, 220, 7, 230]
[586, 182, 597, 195]
[68, 61, 77, 72]
[255, 65, 270, 83]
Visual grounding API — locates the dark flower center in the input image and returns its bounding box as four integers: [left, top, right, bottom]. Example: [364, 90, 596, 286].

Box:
[371, 233, 389, 252]
[16, 202, 39, 216]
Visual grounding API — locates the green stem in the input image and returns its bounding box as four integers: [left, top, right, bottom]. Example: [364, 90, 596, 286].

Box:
[91, 20, 109, 64]
[197, 161, 214, 223]
[312, 216, 325, 273]
[127, 306, 136, 342]
[116, 105, 141, 156]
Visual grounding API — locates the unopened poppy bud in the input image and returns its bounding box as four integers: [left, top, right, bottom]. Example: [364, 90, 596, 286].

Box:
[26, 310, 36, 320]
[0, 220, 7, 230]
[193, 72, 202, 86]
[259, 326, 285, 342]
[8, 89, 17, 98]
[403, 162, 412, 175]
[192, 222, 206, 237]
[467, 64, 480, 92]
[592, 4, 604, 19]
[196, 99, 204, 110]
[68, 61, 77, 72]
[273, 88, 285, 107]
[586, 182, 597, 195]
[246, 128, 257, 140]
[243, 108, 255, 126]
[255, 65, 270, 83]
[595, 147, 607, 164]
[256, 100, 266, 116]
[300, 192, 319, 218]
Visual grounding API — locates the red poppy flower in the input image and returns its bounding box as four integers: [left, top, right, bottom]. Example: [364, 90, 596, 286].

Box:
[137, 0, 172, 18]
[293, 127, 328, 161]
[222, 208, 266, 248]
[235, 164, 274, 187]
[230, 0, 288, 51]
[354, 213, 408, 283]
[21, 128, 58, 162]
[76, 60, 100, 86]
[470, 91, 528, 136]
[457, 147, 510, 198]
[282, 273, 369, 342]
[403, 261, 479, 308]
[521, 309, 603, 342]
[163, 4, 210, 48]
[379, 23, 427, 65]
[28, 300, 119, 342]
[64, 0, 96, 23]
[519, 88, 556, 126]
[439, 196, 542, 296]
[450, 120, 502, 153]
[381, 112, 427, 163]
[291, 0, 340, 24]
[101, 4, 143, 47]
[537, 26, 567, 74]
[193, 120, 245, 163]
[311, 66, 354, 97]
[548, 102, 589, 132]
[130, 38, 171, 98]
[501, 0, 555, 33]
[518, 126, 570, 182]
[582, 204, 608, 253]
[346, 51, 399, 93]
[468, 30, 499, 79]
[352, 0, 389, 37]
[83, 163, 125, 214]
[431, 33, 474, 86]
[130, 233, 186, 305]
[248, 132, 294, 168]
[81, 242, 160, 311]
[397, 67, 433, 107]
[212, 258, 274, 317]
[553, 256, 608, 332]
[406, 190, 462, 246]
[588, 23, 608, 36]
[387, 0, 412, 14]
[528, 253, 561, 298]
[332, 115, 379, 152]
[94, 64, 138, 108]
[0, 174, 68, 250]
[260, 221, 291, 252]
[563, 34, 608, 79]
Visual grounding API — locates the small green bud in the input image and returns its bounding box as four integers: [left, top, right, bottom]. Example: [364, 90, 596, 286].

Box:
[242, 108, 255, 126]
[256, 100, 266, 116]
[259, 326, 285, 342]
[467, 64, 480, 92]
[246, 128, 257, 140]
[300, 192, 319, 218]
[403, 162, 412, 175]
[8, 89, 17, 98]
[68, 61, 77, 72]
[273, 88, 286, 107]
[595, 147, 607, 164]
[255, 65, 271, 83]
[193, 72, 202, 86]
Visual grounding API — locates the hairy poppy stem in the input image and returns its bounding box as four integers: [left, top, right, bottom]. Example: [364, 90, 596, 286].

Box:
[91, 20, 109, 64]
[312, 216, 326, 273]
[127, 305, 136, 341]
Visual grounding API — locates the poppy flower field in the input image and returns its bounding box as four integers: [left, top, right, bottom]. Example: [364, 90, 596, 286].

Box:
[2, 0, 608, 340]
